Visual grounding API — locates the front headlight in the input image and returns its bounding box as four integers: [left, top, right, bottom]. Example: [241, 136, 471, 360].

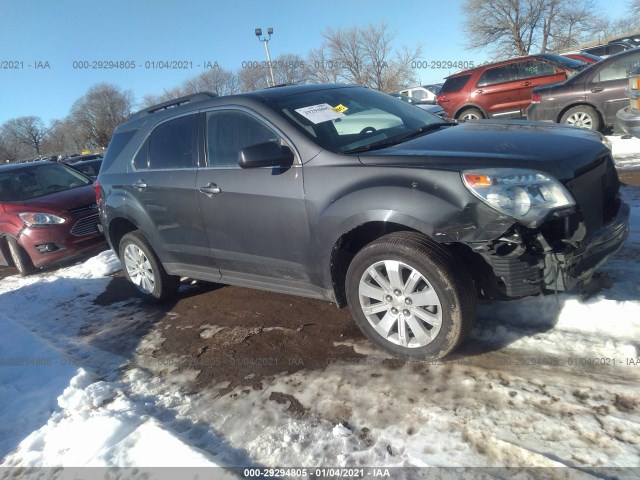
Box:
[462, 168, 575, 227]
[600, 134, 612, 151]
[18, 212, 66, 226]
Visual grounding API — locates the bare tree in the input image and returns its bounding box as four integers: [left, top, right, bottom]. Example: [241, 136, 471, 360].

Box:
[3, 116, 50, 155]
[182, 66, 240, 96]
[320, 22, 421, 90]
[306, 47, 341, 83]
[69, 83, 134, 148]
[42, 118, 85, 155]
[463, 0, 596, 57]
[271, 53, 309, 85]
[238, 63, 271, 92]
[0, 122, 31, 162]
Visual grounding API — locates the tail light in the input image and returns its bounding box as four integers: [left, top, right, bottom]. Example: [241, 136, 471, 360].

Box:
[531, 93, 541, 103]
[93, 179, 101, 205]
[436, 95, 443, 105]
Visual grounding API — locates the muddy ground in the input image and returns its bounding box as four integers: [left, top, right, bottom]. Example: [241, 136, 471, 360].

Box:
[2, 168, 639, 396]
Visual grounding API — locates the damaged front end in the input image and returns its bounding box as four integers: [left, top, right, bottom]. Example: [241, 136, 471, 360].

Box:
[461, 156, 630, 299]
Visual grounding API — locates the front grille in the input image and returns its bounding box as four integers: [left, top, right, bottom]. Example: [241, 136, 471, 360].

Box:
[68, 203, 98, 215]
[70, 213, 100, 237]
[565, 155, 619, 237]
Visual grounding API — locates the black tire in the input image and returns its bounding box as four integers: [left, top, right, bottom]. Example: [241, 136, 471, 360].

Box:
[345, 232, 477, 359]
[457, 108, 484, 121]
[560, 105, 601, 131]
[119, 230, 180, 303]
[6, 236, 36, 276]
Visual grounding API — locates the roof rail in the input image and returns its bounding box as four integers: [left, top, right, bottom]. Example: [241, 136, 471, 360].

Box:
[266, 83, 295, 89]
[129, 92, 217, 120]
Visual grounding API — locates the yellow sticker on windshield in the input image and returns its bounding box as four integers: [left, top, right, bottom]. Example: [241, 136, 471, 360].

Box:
[332, 104, 348, 113]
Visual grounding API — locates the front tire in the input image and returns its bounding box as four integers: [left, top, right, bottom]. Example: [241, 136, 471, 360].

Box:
[119, 231, 180, 303]
[345, 232, 476, 359]
[7, 236, 36, 276]
[560, 105, 601, 131]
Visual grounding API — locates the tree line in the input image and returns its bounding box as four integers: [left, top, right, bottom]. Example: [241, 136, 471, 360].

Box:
[2, 6, 639, 162]
[0, 22, 421, 162]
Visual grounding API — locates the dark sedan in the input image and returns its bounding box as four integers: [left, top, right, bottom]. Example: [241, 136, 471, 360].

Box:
[0, 162, 107, 275]
[527, 48, 640, 131]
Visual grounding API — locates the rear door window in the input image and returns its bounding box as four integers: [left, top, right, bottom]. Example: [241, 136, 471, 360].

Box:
[477, 64, 518, 86]
[594, 53, 640, 82]
[137, 114, 198, 170]
[516, 60, 556, 79]
[441, 74, 471, 93]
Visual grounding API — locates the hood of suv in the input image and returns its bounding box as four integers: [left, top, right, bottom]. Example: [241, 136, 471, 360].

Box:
[358, 120, 610, 181]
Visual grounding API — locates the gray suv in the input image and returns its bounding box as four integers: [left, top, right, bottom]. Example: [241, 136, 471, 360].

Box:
[97, 84, 629, 359]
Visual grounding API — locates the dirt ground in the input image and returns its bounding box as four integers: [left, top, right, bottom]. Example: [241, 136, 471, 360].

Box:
[1, 167, 639, 396]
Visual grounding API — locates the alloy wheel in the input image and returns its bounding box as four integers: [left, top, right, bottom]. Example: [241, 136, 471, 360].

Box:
[358, 260, 443, 348]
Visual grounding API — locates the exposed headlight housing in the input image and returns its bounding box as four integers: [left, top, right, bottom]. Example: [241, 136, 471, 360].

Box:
[18, 212, 66, 226]
[462, 168, 575, 227]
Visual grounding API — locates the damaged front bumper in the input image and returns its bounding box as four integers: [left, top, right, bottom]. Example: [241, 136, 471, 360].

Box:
[477, 199, 630, 298]
[543, 200, 630, 292]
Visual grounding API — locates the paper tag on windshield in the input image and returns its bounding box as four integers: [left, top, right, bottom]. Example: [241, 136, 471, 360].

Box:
[295, 104, 345, 124]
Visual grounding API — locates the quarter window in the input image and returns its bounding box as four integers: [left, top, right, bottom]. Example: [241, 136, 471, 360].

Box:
[206, 110, 281, 167]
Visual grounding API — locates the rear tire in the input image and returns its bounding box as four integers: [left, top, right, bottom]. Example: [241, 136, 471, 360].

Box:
[7, 236, 36, 276]
[119, 231, 180, 303]
[560, 105, 601, 131]
[345, 232, 477, 360]
[457, 108, 484, 121]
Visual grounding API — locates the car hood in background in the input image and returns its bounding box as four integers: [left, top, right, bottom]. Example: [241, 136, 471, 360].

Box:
[2, 185, 96, 214]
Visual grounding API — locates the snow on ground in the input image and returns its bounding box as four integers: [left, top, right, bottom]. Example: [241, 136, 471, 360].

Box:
[609, 134, 640, 169]
[1, 169, 640, 473]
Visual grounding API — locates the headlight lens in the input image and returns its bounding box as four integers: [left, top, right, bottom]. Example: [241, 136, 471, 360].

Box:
[462, 168, 575, 227]
[18, 212, 66, 226]
[601, 135, 612, 151]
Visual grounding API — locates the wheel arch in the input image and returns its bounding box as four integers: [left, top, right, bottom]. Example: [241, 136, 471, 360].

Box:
[107, 217, 140, 256]
[329, 220, 427, 307]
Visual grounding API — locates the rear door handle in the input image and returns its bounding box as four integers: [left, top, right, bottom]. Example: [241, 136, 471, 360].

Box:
[132, 180, 147, 191]
[591, 87, 604, 93]
[199, 183, 221, 196]
[475, 89, 484, 94]
[522, 82, 532, 87]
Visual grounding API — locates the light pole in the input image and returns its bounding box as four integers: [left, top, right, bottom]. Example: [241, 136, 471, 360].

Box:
[255, 27, 276, 87]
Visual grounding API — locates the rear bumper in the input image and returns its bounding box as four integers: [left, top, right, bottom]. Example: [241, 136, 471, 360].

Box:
[616, 107, 640, 138]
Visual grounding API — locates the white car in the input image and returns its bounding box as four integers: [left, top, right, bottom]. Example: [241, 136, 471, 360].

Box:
[398, 85, 441, 103]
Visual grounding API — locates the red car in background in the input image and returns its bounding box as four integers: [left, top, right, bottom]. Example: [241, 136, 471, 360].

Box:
[436, 53, 588, 121]
[0, 161, 107, 275]
[562, 52, 603, 64]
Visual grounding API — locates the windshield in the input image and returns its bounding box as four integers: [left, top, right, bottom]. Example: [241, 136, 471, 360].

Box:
[0, 163, 92, 202]
[267, 86, 447, 153]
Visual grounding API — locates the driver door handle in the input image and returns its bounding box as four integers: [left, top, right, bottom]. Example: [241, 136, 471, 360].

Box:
[591, 87, 604, 93]
[132, 179, 147, 191]
[199, 183, 221, 196]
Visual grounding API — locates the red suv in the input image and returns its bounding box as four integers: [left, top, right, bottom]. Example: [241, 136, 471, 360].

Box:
[436, 53, 587, 121]
[0, 161, 107, 275]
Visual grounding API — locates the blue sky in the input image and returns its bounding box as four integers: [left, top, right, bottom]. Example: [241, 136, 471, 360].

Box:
[0, 0, 630, 126]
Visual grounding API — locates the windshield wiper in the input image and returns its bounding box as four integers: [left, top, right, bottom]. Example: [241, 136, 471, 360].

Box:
[343, 122, 456, 154]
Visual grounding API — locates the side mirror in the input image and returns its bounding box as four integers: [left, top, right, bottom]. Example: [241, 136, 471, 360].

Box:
[238, 142, 294, 169]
